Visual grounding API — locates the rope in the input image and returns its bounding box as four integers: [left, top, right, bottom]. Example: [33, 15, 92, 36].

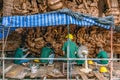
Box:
[1, 19, 12, 80]
[3, 26, 11, 50]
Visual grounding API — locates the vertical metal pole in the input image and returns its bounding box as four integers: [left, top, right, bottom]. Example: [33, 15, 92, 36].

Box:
[67, 25, 70, 80]
[110, 26, 113, 80]
[85, 55, 88, 70]
[67, 46, 70, 80]
[2, 26, 5, 80]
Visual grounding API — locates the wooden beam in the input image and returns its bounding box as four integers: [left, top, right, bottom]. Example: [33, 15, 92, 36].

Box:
[106, 0, 111, 8]
[0, 41, 19, 43]
[79, 71, 88, 80]
[93, 72, 108, 80]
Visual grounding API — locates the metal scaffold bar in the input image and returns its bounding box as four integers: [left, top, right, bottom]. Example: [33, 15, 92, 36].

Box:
[67, 24, 70, 80]
[2, 26, 5, 80]
[110, 25, 113, 80]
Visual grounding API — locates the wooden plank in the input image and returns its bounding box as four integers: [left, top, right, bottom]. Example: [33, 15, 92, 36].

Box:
[29, 66, 47, 78]
[93, 72, 108, 80]
[0, 49, 15, 51]
[113, 44, 120, 46]
[6, 65, 26, 79]
[79, 71, 88, 80]
[4, 64, 15, 74]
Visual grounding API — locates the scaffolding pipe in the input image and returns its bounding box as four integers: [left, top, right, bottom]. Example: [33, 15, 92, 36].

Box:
[1, 25, 11, 80]
[0, 20, 114, 80]
[67, 25, 70, 80]
[110, 26, 113, 80]
[2, 26, 5, 80]
[4, 27, 11, 49]
[0, 57, 118, 60]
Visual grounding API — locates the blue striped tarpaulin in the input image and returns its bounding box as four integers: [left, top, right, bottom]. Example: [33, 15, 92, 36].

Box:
[1, 9, 114, 29]
[0, 27, 16, 39]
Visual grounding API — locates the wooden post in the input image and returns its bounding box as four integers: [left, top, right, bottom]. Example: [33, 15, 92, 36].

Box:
[98, 0, 105, 17]
[3, 0, 14, 16]
[110, 0, 119, 8]
[106, 0, 111, 8]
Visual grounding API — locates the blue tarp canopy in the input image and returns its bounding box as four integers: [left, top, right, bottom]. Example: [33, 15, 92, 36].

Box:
[1, 8, 114, 29]
[0, 27, 16, 39]
[0, 8, 114, 39]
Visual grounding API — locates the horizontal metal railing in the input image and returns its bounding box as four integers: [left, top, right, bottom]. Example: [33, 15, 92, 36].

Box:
[0, 57, 119, 60]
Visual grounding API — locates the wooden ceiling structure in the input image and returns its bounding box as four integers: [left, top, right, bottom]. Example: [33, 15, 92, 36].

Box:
[0, 0, 120, 25]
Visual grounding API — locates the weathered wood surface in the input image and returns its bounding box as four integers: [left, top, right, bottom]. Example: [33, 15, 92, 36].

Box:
[1, 26, 120, 57]
[93, 72, 108, 80]
[3, 0, 14, 16]
[79, 71, 89, 80]
[1, 0, 120, 25]
[2, 62, 110, 79]
[5, 65, 27, 79]
[0, 63, 15, 74]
